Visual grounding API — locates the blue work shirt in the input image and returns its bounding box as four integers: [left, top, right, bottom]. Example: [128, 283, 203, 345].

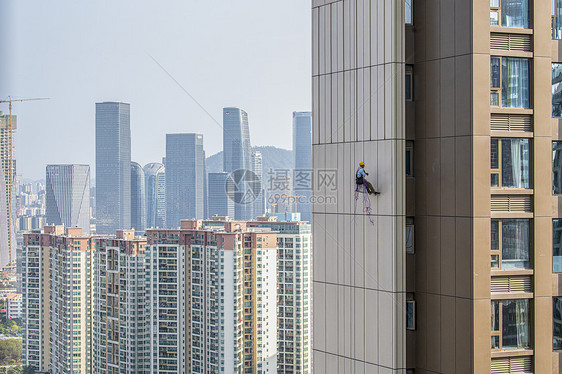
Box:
[356, 167, 366, 178]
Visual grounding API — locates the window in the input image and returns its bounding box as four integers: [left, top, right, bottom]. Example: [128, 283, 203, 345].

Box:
[491, 219, 530, 269]
[406, 141, 414, 177]
[406, 299, 415, 330]
[405, 65, 413, 101]
[491, 299, 531, 350]
[490, 0, 530, 28]
[553, 142, 562, 194]
[406, 224, 415, 254]
[405, 0, 413, 25]
[490, 57, 530, 108]
[554, 64, 562, 117]
[555, 297, 562, 349]
[553, 220, 562, 272]
[553, 0, 562, 39]
[490, 138, 530, 188]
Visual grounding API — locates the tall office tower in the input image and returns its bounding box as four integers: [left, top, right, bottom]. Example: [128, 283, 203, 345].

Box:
[0, 113, 16, 267]
[45, 164, 91, 234]
[93, 230, 148, 374]
[146, 219, 277, 373]
[130, 161, 146, 231]
[95, 102, 131, 234]
[293, 112, 312, 223]
[249, 217, 313, 373]
[251, 151, 266, 218]
[313, 1, 562, 373]
[165, 133, 205, 227]
[207, 172, 234, 218]
[223, 108, 253, 220]
[144, 162, 166, 228]
[22, 226, 94, 374]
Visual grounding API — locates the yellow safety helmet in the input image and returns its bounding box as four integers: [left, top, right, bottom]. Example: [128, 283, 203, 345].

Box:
[359, 161, 365, 167]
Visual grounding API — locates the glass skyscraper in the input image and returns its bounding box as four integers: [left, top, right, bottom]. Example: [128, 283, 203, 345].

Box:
[95, 102, 131, 234]
[130, 161, 146, 231]
[165, 133, 205, 227]
[223, 107, 253, 220]
[207, 172, 234, 218]
[45, 164, 91, 234]
[144, 162, 166, 229]
[293, 112, 312, 223]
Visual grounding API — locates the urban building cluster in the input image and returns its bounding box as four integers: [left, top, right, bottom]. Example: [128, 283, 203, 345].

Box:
[22, 216, 311, 373]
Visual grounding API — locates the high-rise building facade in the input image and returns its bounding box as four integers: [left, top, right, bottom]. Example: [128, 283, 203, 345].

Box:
[208, 172, 235, 218]
[45, 164, 91, 234]
[146, 218, 278, 373]
[292, 112, 312, 223]
[92, 230, 149, 374]
[130, 161, 146, 231]
[313, 0, 562, 373]
[165, 133, 205, 227]
[0, 113, 16, 267]
[248, 217, 312, 374]
[95, 102, 131, 234]
[223, 108, 253, 220]
[252, 151, 266, 218]
[22, 226, 94, 374]
[144, 162, 166, 229]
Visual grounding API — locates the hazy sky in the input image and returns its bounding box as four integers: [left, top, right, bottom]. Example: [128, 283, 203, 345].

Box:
[0, 0, 312, 180]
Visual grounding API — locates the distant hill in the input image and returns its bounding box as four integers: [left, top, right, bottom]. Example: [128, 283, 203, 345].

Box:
[206, 146, 293, 176]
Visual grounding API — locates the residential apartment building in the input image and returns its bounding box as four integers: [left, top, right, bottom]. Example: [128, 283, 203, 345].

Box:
[6, 293, 22, 319]
[22, 226, 94, 374]
[92, 230, 149, 374]
[312, 0, 562, 372]
[146, 218, 278, 373]
[248, 217, 312, 374]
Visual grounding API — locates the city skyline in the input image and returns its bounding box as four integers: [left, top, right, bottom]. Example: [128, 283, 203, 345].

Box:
[1, 0, 311, 180]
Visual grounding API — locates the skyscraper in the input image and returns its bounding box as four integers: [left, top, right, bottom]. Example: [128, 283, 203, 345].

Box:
[223, 107, 253, 220]
[143, 162, 166, 229]
[130, 161, 146, 231]
[0, 113, 16, 267]
[207, 172, 234, 218]
[252, 151, 266, 218]
[95, 102, 131, 234]
[45, 164, 91, 234]
[292, 112, 312, 223]
[165, 133, 205, 227]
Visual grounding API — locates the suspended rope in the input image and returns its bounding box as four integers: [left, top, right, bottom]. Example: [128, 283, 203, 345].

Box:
[354, 181, 375, 225]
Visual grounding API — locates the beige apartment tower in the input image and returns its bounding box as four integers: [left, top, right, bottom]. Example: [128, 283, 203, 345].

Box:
[313, 0, 562, 373]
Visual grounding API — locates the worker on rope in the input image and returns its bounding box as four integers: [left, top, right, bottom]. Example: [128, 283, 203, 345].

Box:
[356, 161, 380, 195]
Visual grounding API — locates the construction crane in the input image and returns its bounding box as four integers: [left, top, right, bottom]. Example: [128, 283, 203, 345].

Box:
[0, 97, 49, 266]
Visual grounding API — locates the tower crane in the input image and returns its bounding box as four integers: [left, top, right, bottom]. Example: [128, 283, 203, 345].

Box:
[0, 97, 49, 266]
